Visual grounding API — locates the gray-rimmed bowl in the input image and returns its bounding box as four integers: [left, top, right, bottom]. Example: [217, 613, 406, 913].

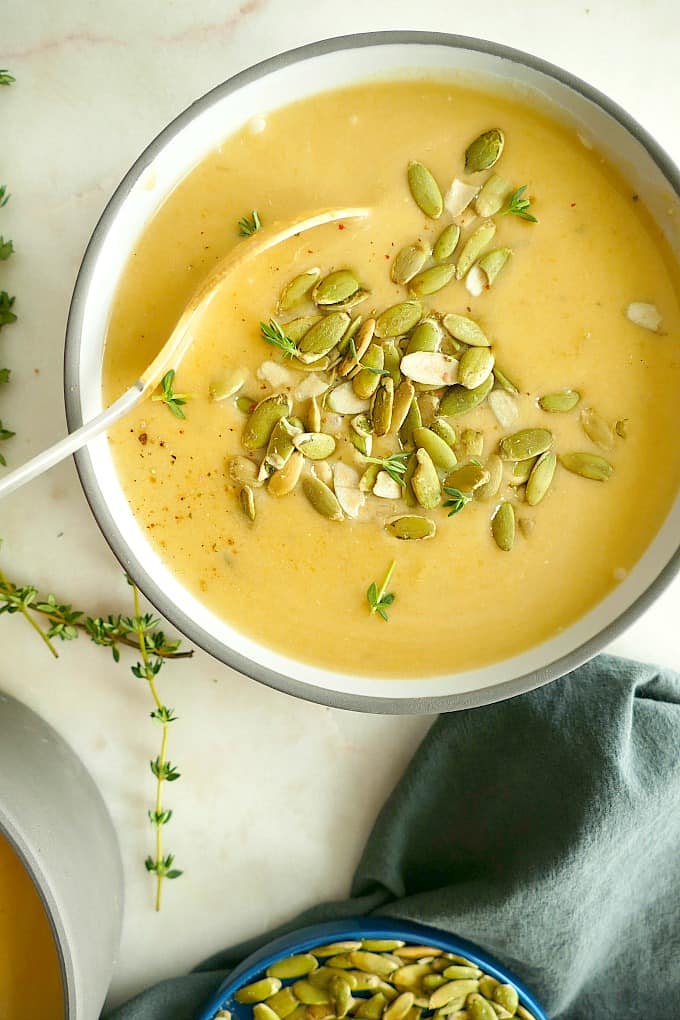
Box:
[64, 32, 680, 714]
[0, 691, 124, 1017]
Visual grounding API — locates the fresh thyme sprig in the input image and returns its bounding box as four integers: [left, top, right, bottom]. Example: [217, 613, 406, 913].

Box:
[0, 186, 9, 208]
[0, 563, 191, 907]
[260, 318, 299, 358]
[0, 237, 13, 261]
[0, 70, 15, 86]
[365, 452, 410, 487]
[500, 185, 538, 223]
[367, 559, 397, 622]
[443, 486, 472, 517]
[152, 369, 190, 419]
[0, 290, 16, 327]
[348, 338, 388, 377]
[238, 209, 261, 237]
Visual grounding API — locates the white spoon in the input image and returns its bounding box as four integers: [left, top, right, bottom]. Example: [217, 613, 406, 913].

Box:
[0, 206, 369, 501]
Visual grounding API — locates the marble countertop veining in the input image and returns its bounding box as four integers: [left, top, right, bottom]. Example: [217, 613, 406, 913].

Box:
[1, 0, 679, 1009]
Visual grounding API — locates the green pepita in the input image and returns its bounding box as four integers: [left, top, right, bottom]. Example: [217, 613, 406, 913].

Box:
[539, 389, 581, 413]
[445, 462, 490, 494]
[209, 367, 247, 401]
[407, 161, 443, 219]
[474, 174, 512, 216]
[525, 451, 557, 505]
[302, 476, 344, 520]
[267, 955, 318, 980]
[581, 406, 615, 450]
[313, 942, 362, 958]
[413, 426, 458, 473]
[359, 463, 381, 492]
[458, 347, 495, 389]
[498, 428, 553, 461]
[408, 263, 456, 298]
[355, 994, 388, 1020]
[390, 380, 417, 434]
[338, 314, 364, 354]
[407, 319, 443, 354]
[560, 452, 614, 480]
[467, 993, 497, 1020]
[392, 964, 433, 990]
[430, 417, 457, 448]
[429, 980, 479, 1010]
[465, 129, 505, 173]
[460, 428, 484, 458]
[384, 992, 415, 1020]
[239, 485, 256, 522]
[433, 223, 461, 261]
[400, 395, 423, 447]
[385, 515, 436, 540]
[283, 315, 322, 343]
[439, 374, 494, 416]
[350, 951, 400, 979]
[493, 984, 519, 1015]
[292, 981, 330, 1006]
[455, 220, 497, 279]
[235, 978, 282, 1004]
[372, 377, 394, 436]
[442, 966, 482, 981]
[353, 343, 385, 399]
[298, 311, 351, 360]
[477, 977, 499, 999]
[475, 454, 503, 501]
[375, 301, 423, 338]
[442, 313, 490, 347]
[477, 247, 512, 286]
[508, 457, 537, 486]
[391, 243, 430, 285]
[243, 393, 292, 451]
[294, 432, 336, 460]
[382, 339, 403, 385]
[491, 502, 515, 552]
[313, 270, 360, 306]
[278, 269, 321, 313]
[493, 366, 520, 395]
[265, 988, 299, 1018]
[227, 455, 260, 488]
[412, 448, 442, 509]
[264, 418, 299, 471]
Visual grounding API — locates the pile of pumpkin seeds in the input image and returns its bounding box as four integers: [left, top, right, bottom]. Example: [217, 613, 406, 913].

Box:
[212, 937, 538, 1020]
[220, 128, 623, 552]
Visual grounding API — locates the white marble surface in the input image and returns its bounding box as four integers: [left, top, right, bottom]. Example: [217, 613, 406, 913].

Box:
[1, 0, 679, 1010]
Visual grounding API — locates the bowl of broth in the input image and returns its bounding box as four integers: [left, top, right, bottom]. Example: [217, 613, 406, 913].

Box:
[64, 32, 680, 712]
[0, 691, 123, 1017]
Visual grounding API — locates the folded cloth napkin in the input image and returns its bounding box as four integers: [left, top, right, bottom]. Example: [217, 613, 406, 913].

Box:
[106, 654, 680, 1020]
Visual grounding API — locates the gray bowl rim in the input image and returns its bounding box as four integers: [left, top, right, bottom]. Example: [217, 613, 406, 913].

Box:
[64, 30, 680, 715]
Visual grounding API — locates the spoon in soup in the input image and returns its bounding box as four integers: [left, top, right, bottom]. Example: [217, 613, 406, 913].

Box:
[0, 206, 369, 500]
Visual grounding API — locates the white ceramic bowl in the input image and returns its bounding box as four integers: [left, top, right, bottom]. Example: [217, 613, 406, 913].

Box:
[64, 32, 680, 713]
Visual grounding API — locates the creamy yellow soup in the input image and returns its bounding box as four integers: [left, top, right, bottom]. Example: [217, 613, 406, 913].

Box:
[0, 834, 64, 1018]
[103, 80, 680, 677]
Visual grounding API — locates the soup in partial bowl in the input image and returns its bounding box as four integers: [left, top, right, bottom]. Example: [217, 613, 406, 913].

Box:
[65, 33, 680, 712]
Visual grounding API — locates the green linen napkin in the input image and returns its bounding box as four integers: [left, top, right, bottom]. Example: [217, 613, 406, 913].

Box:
[106, 654, 680, 1019]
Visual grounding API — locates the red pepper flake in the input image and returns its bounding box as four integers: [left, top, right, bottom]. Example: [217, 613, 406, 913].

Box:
[385, 254, 390, 260]
[338, 223, 345, 230]
[138, 432, 148, 445]
[570, 202, 577, 208]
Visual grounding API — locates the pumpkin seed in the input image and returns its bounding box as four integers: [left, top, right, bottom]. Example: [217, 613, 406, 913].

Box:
[284, 315, 322, 342]
[474, 173, 512, 217]
[422, 975, 448, 991]
[392, 964, 434, 989]
[430, 980, 479, 1010]
[239, 485, 256, 522]
[243, 393, 292, 450]
[278, 269, 321, 313]
[475, 454, 503, 501]
[539, 389, 580, 413]
[477, 977, 499, 999]
[493, 985, 519, 1015]
[391, 380, 417, 433]
[400, 351, 459, 387]
[498, 428, 552, 461]
[236, 395, 257, 414]
[439, 374, 494, 416]
[412, 448, 442, 509]
[299, 312, 351, 361]
[330, 289, 370, 313]
[305, 395, 322, 433]
[374, 471, 403, 500]
[465, 129, 505, 173]
[254, 1006, 280, 1020]
[433, 223, 461, 261]
[400, 396, 422, 447]
[492, 502, 515, 551]
[375, 301, 423, 339]
[303, 1006, 333, 1020]
[493, 367, 520, 395]
[418, 393, 440, 423]
[581, 406, 615, 450]
[413, 426, 458, 473]
[516, 1006, 537, 1020]
[267, 955, 318, 980]
[467, 994, 497, 1020]
[445, 462, 489, 493]
[392, 243, 430, 285]
[526, 451, 557, 505]
[327, 382, 371, 415]
[455, 220, 497, 279]
[353, 344, 385, 399]
[384, 993, 415, 1020]
[268, 451, 304, 497]
[442, 966, 482, 981]
[394, 947, 443, 960]
[385, 515, 436, 540]
[382, 339, 403, 385]
[458, 347, 495, 389]
[460, 428, 484, 458]
[343, 972, 379, 993]
[430, 417, 457, 448]
[329, 975, 354, 1017]
[339, 318, 376, 376]
[407, 161, 443, 219]
[372, 377, 394, 436]
[360, 463, 381, 492]
[508, 457, 537, 486]
[338, 314, 364, 354]
[442, 313, 490, 347]
[210, 367, 247, 401]
[292, 982, 330, 1006]
[227, 455, 261, 488]
[350, 952, 400, 979]
[477, 248, 512, 286]
[407, 319, 442, 354]
[303, 476, 344, 520]
[294, 432, 336, 460]
[488, 389, 518, 428]
[236, 978, 282, 1004]
[615, 419, 628, 439]
[560, 452, 613, 480]
[264, 418, 300, 471]
[409, 264, 456, 298]
[313, 270, 360, 306]
[313, 942, 362, 958]
[266, 988, 299, 1018]
[355, 994, 388, 1020]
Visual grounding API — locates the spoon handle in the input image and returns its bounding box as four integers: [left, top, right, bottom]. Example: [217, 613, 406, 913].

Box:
[0, 383, 143, 501]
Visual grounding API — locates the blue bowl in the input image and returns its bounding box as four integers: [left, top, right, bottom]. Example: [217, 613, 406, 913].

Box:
[196, 919, 549, 1020]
